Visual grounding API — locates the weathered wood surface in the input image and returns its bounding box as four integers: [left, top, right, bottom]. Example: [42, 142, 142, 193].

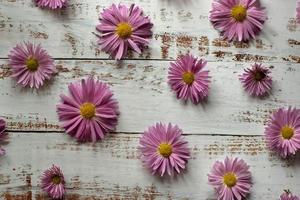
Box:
[0, 60, 299, 134]
[1, 0, 300, 199]
[0, 0, 299, 62]
[1, 132, 300, 200]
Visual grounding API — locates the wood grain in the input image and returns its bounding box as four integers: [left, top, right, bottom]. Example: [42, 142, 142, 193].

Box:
[0, 0, 299, 62]
[1, 132, 300, 200]
[0, 60, 299, 134]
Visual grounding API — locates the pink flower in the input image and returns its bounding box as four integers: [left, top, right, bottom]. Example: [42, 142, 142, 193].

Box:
[209, 0, 266, 41]
[35, 0, 67, 9]
[96, 4, 153, 60]
[8, 42, 55, 89]
[57, 77, 119, 142]
[41, 165, 65, 199]
[168, 54, 210, 104]
[239, 63, 272, 97]
[139, 122, 190, 176]
[280, 191, 300, 200]
[297, 0, 300, 24]
[208, 157, 252, 200]
[265, 107, 300, 158]
[0, 119, 6, 156]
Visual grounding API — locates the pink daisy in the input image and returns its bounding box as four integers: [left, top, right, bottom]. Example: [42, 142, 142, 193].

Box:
[209, 0, 267, 41]
[239, 63, 272, 97]
[280, 191, 300, 200]
[8, 42, 55, 89]
[35, 0, 67, 9]
[96, 4, 153, 60]
[0, 118, 6, 156]
[139, 122, 190, 176]
[41, 165, 65, 199]
[168, 54, 211, 104]
[57, 77, 119, 142]
[265, 107, 300, 158]
[208, 157, 252, 200]
[297, 0, 300, 24]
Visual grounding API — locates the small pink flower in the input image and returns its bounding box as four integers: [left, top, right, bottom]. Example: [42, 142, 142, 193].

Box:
[96, 4, 153, 60]
[41, 165, 65, 199]
[139, 122, 190, 176]
[265, 107, 300, 158]
[35, 0, 67, 9]
[208, 157, 252, 200]
[239, 63, 272, 97]
[8, 42, 56, 89]
[168, 54, 211, 104]
[0, 118, 6, 156]
[57, 77, 119, 142]
[280, 190, 300, 200]
[210, 0, 267, 41]
[297, 0, 300, 24]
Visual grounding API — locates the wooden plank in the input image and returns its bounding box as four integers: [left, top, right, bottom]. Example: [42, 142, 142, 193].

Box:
[1, 59, 300, 134]
[0, 0, 299, 61]
[0, 132, 299, 199]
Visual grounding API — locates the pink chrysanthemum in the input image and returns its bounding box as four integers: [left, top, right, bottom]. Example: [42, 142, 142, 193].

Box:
[280, 191, 300, 200]
[41, 165, 65, 199]
[168, 54, 211, 104]
[208, 157, 252, 200]
[35, 0, 67, 9]
[239, 63, 272, 97]
[139, 123, 190, 176]
[0, 118, 6, 156]
[57, 77, 119, 142]
[297, 0, 300, 24]
[265, 107, 300, 158]
[96, 4, 153, 60]
[209, 0, 267, 41]
[8, 42, 55, 89]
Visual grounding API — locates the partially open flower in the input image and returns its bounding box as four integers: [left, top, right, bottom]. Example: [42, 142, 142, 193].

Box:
[239, 63, 272, 97]
[41, 165, 65, 199]
[280, 190, 300, 200]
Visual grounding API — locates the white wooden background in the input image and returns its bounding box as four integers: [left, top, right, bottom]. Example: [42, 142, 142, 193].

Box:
[0, 0, 300, 199]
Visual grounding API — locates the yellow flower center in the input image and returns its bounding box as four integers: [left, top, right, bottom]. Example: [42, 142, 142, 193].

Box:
[158, 143, 173, 157]
[116, 22, 133, 39]
[182, 72, 195, 85]
[253, 71, 266, 81]
[281, 126, 294, 140]
[231, 5, 247, 22]
[51, 175, 61, 185]
[80, 102, 96, 119]
[25, 56, 39, 71]
[223, 172, 237, 187]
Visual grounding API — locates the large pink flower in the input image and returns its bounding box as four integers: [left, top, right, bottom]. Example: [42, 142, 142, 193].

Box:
[208, 157, 252, 200]
[8, 42, 56, 89]
[41, 165, 65, 199]
[280, 191, 300, 200]
[239, 63, 272, 97]
[168, 54, 210, 104]
[0, 118, 6, 156]
[265, 107, 300, 158]
[57, 77, 119, 142]
[96, 4, 153, 60]
[209, 0, 266, 41]
[139, 123, 190, 176]
[35, 0, 67, 9]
